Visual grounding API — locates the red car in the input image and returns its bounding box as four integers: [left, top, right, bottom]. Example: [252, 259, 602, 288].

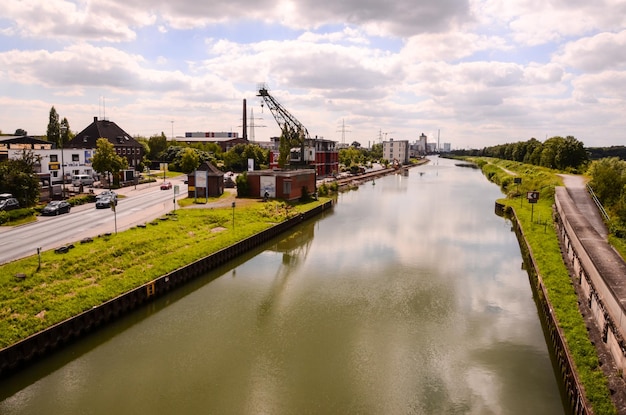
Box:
[160, 181, 172, 190]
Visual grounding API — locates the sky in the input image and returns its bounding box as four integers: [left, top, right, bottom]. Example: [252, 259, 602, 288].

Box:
[1, 0, 626, 149]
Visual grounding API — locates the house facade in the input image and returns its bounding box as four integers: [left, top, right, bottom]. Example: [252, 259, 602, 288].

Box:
[187, 161, 224, 198]
[383, 139, 410, 165]
[67, 117, 144, 170]
[268, 137, 338, 178]
[247, 169, 316, 201]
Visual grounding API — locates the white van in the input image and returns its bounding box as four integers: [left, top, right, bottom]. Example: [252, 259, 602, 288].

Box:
[72, 174, 94, 187]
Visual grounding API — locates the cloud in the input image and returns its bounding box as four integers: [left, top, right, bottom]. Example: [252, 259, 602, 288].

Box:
[554, 30, 626, 72]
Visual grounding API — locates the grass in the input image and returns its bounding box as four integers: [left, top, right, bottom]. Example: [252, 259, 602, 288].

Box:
[470, 157, 616, 415]
[0, 198, 327, 349]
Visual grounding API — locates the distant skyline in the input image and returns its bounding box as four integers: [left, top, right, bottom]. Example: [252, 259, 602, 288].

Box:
[2, 0, 626, 149]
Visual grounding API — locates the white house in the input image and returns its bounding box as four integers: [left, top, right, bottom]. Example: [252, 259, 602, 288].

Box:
[383, 139, 410, 165]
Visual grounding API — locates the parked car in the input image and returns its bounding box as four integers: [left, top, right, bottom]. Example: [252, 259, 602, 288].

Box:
[160, 181, 172, 190]
[95, 196, 117, 209]
[0, 197, 20, 211]
[41, 200, 71, 216]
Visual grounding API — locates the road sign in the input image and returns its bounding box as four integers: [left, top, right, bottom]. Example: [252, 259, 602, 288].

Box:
[527, 191, 539, 203]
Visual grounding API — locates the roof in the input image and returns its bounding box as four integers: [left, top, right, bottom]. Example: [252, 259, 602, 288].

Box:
[195, 161, 224, 177]
[67, 117, 142, 149]
[0, 136, 53, 146]
[247, 168, 316, 178]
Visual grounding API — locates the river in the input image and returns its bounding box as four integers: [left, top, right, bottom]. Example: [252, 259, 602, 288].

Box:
[0, 156, 565, 414]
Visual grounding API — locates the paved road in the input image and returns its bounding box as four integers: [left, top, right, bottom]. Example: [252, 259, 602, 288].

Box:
[0, 178, 188, 264]
[559, 174, 608, 239]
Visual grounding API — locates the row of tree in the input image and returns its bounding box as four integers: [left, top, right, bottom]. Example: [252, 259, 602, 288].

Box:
[451, 136, 589, 172]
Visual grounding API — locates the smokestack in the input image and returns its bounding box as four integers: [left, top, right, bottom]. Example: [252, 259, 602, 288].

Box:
[243, 99, 248, 141]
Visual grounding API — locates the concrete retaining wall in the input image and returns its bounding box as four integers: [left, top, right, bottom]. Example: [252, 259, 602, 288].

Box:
[0, 200, 334, 377]
[554, 187, 626, 377]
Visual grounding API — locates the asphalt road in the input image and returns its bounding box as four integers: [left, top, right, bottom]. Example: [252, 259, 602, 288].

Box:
[0, 178, 188, 265]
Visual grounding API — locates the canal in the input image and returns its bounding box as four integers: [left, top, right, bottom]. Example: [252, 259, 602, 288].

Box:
[0, 156, 565, 414]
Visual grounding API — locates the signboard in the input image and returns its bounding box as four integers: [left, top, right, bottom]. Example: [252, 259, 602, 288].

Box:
[260, 176, 276, 198]
[513, 177, 522, 184]
[248, 158, 254, 172]
[195, 170, 207, 188]
[174, 185, 179, 195]
[527, 191, 539, 203]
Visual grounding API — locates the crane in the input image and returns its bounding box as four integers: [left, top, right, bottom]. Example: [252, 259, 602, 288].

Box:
[257, 83, 310, 166]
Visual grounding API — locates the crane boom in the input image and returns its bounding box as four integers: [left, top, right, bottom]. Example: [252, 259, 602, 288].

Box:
[257, 84, 310, 140]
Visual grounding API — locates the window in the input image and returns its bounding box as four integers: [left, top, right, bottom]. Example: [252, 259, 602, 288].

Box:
[50, 154, 58, 162]
[52, 171, 58, 178]
[72, 154, 79, 162]
[283, 181, 292, 195]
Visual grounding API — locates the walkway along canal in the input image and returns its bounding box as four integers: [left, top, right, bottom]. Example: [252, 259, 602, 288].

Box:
[0, 157, 567, 414]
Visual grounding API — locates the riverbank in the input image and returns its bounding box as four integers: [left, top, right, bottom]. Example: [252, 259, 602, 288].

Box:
[474, 157, 618, 415]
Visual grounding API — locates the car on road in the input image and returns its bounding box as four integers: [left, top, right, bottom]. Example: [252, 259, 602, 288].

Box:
[0, 197, 20, 211]
[41, 200, 71, 216]
[160, 181, 172, 190]
[95, 196, 117, 209]
[96, 190, 117, 199]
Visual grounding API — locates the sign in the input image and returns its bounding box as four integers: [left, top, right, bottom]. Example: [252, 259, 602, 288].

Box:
[248, 158, 254, 172]
[527, 191, 539, 203]
[513, 177, 522, 184]
[174, 185, 179, 195]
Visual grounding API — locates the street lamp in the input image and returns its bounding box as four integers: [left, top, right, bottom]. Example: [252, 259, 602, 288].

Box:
[59, 125, 67, 199]
[232, 201, 236, 229]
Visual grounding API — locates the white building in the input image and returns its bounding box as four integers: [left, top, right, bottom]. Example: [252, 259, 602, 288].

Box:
[382, 139, 410, 165]
[8, 147, 96, 185]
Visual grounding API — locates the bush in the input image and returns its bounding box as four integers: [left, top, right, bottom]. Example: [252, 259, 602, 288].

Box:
[0, 208, 35, 224]
[236, 172, 249, 197]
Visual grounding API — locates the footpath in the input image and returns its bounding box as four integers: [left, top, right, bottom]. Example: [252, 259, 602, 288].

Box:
[559, 174, 626, 413]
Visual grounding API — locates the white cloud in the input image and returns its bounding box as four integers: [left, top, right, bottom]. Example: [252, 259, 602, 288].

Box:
[0, 0, 625, 146]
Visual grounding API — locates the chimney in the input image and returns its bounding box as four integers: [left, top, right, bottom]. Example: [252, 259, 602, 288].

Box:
[94, 116, 98, 123]
[242, 99, 248, 141]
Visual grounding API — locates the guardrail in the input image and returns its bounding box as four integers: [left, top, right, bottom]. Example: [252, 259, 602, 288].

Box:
[587, 184, 610, 223]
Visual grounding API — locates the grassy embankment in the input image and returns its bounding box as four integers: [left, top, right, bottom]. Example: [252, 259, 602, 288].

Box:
[0, 196, 327, 349]
[469, 157, 616, 415]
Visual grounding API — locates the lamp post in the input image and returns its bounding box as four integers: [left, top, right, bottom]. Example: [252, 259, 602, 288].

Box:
[232, 201, 236, 229]
[59, 125, 67, 199]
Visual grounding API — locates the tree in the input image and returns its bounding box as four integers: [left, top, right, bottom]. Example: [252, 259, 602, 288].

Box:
[148, 132, 168, 160]
[278, 127, 291, 168]
[92, 138, 129, 188]
[0, 150, 41, 206]
[14, 128, 28, 136]
[180, 148, 200, 173]
[60, 117, 73, 145]
[587, 157, 626, 207]
[46, 106, 61, 146]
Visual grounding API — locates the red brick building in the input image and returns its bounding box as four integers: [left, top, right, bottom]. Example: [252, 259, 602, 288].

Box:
[247, 169, 316, 201]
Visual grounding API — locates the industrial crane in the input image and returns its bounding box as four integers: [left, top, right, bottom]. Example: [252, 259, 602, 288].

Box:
[257, 83, 311, 166]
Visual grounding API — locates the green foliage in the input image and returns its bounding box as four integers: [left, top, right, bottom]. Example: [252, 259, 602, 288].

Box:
[91, 138, 129, 187]
[46, 106, 60, 145]
[0, 208, 36, 224]
[180, 148, 200, 173]
[148, 132, 168, 160]
[223, 144, 268, 172]
[456, 136, 589, 172]
[160, 146, 218, 172]
[236, 171, 249, 197]
[0, 149, 41, 206]
[278, 129, 291, 168]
